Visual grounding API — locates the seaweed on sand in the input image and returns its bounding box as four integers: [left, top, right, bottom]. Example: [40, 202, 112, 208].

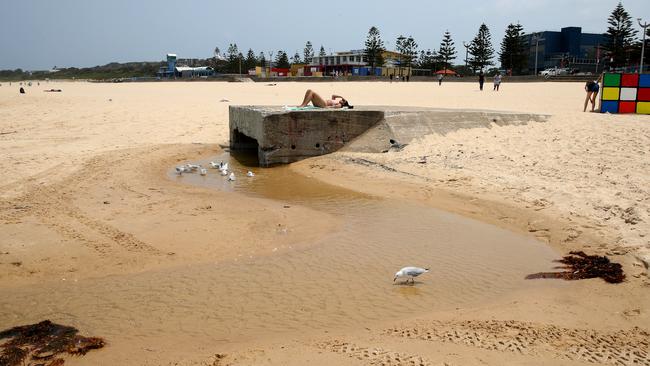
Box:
[0, 320, 105, 366]
[526, 251, 625, 284]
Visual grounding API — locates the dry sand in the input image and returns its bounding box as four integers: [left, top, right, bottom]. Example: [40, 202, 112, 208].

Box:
[0, 80, 649, 365]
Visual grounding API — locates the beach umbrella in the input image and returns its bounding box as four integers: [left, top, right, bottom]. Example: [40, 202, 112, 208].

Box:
[435, 69, 458, 75]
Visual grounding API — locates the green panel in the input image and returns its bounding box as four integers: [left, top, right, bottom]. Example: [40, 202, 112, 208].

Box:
[603, 73, 621, 87]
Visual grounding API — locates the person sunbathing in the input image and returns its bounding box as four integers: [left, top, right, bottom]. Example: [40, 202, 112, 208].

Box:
[298, 89, 352, 108]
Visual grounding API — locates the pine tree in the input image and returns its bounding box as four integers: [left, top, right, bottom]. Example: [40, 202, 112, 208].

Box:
[417, 49, 437, 70]
[603, 2, 638, 68]
[304, 41, 314, 63]
[226, 43, 240, 73]
[275, 51, 290, 69]
[499, 23, 527, 74]
[237, 52, 244, 74]
[258, 52, 266, 68]
[365, 26, 385, 73]
[438, 30, 457, 71]
[468, 24, 495, 71]
[292, 52, 302, 64]
[396, 35, 418, 76]
[244, 49, 257, 72]
[319, 46, 327, 57]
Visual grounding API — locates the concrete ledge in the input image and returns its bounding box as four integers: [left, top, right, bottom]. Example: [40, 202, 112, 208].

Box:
[229, 106, 549, 166]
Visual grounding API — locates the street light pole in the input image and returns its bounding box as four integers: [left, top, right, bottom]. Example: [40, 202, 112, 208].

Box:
[532, 33, 545, 76]
[462, 41, 469, 73]
[639, 18, 649, 74]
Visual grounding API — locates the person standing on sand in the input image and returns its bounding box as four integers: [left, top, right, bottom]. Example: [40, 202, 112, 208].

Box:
[478, 71, 485, 91]
[583, 77, 601, 112]
[438, 73, 443, 86]
[493, 72, 502, 91]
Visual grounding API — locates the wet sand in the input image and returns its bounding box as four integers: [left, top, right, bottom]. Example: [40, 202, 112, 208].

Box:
[1, 81, 649, 365]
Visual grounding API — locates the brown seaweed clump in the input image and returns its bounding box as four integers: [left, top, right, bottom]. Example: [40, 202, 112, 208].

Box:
[526, 251, 625, 284]
[0, 320, 105, 366]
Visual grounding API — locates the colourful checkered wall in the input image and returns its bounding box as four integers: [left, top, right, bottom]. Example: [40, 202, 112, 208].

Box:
[600, 73, 650, 114]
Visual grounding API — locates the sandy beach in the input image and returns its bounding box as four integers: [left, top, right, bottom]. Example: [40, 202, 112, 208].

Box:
[1, 80, 649, 366]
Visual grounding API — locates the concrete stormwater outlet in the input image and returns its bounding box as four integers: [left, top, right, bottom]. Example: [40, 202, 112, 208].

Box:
[229, 106, 549, 166]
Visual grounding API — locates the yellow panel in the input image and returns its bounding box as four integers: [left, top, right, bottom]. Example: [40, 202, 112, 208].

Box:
[637, 102, 650, 114]
[601, 87, 620, 101]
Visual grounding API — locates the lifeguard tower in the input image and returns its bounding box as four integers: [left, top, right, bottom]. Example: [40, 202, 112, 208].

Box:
[157, 54, 177, 78]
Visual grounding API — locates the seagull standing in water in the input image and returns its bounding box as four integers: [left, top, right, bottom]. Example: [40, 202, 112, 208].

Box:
[228, 172, 236, 181]
[186, 163, 200, 171]
[394, 267, 429, 284]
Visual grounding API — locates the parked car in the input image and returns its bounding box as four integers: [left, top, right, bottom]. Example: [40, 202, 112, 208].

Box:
[539, 68, 569, 77]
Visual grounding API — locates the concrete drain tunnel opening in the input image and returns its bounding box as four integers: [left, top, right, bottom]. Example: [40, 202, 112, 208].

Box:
[230, 129, 260, 166]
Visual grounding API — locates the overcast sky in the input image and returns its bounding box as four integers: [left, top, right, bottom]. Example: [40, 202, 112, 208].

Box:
[1, 0, 649, 70]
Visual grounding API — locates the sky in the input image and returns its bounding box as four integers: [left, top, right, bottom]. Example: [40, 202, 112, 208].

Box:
[1, 0, 649, 70]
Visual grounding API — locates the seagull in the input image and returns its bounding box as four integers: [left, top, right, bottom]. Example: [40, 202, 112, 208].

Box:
[220, 169, 228, 176]
[220, 162, 229, 171]
[200, 168, 207, 176]
[186, 163, 200, 171]
[209, 161, 220, 169]
[247, 171, 255, 177]
[394, 267, 429, 284]
[228, 172, 236, 181]
[175, 166, 187, 175]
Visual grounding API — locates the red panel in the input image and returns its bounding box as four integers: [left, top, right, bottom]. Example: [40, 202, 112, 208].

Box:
[619, 101, 636, 113]
[621, 73, 639, 87]
[638, 88, 650, 101]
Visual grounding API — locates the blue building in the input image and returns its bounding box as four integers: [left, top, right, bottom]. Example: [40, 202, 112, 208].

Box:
[157, 54, 177, 78]
[526, 27, 605, 74]
[157, 53, 214, 78]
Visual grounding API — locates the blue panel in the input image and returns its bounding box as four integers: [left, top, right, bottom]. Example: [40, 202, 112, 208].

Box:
[639, 74, 650, 88]
[600, 101, 619, 113]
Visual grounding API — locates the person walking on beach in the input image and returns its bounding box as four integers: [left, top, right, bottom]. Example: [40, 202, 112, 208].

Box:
[478, 71, 485, 91]
[298, 89, 352, 108]
[438, 73, 443, 86]
[583, 78, 600, 112]
[493, 72, 502, 91]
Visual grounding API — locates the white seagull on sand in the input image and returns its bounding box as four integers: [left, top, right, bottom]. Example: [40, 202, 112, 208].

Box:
[186, 163, 200, 171]
[209, 161, 220, 169]
[228, 172, 236, 181]
[200, 168, 207, 176]
[394, 267, 429, 284]
[220, 169, 228, 176]
[247, 171, 255, 177]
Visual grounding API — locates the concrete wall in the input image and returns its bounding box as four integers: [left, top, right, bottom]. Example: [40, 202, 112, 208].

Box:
[230, 106, 384, 166]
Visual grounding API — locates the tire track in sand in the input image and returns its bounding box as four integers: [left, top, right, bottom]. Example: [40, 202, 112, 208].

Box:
[384, 320, 650, 365]
[0, 152, 162, 256]
[316, 340, 432, 366]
